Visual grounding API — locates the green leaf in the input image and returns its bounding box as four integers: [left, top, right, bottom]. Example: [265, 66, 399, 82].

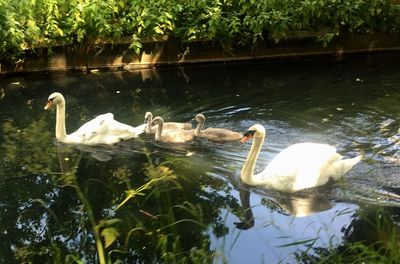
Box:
[57, 28, 64, 37]
[98, 218, 121, 228]
[101, 227, 120, 248]
[154, 26, 163, 34]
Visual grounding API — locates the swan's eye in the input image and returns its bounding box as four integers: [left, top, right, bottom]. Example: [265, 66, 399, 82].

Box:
[243, 130, 256, 137]
[49, 98, 55, 102]
[240, 130, 255, 143]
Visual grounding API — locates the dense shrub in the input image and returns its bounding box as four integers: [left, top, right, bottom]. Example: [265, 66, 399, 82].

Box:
[0, 0, 399, 62]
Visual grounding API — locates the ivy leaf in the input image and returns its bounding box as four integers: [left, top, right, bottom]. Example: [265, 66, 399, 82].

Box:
[101, 227, 120, 248]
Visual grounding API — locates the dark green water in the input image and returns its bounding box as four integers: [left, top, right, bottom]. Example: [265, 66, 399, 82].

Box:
[0, 54, 399, 263]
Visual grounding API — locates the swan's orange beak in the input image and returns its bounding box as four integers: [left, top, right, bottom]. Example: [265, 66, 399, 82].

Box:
[44, 100, 52, 110]
[240, 135, 251, 143]
[240, 130, 255, 143]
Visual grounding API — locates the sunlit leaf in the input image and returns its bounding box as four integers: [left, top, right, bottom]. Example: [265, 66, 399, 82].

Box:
[101, 227, 120, 248]
[154, 26, 163, 34]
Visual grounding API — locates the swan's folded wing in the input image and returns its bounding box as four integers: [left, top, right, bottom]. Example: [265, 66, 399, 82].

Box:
[131, 123, 146, 136]
[97, 119, 147, 142]
[70, 113, 145, 145]
[71, 113, 139, 144]
[74, 113, 114, 135]
[263, 143, 339, 189]
[66, 113, 113, 142]
[282, 143, 338, 164]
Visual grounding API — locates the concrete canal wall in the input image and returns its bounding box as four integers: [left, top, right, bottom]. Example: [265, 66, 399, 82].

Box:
[1, 33, 400, 75]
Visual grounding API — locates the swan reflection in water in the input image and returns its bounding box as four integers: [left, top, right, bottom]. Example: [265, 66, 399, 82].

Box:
[54, 135, 192, 162]
[57, 148, 71, 174]
[54, 139, 147, 161]
[234, 184, 333, 230]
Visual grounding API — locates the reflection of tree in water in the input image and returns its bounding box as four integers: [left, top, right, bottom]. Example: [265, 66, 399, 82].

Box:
[0, 118, 240, 262]
[0, 118, 67, 262]
[1, 118, 56, 177]
[294, 206, 400, 263]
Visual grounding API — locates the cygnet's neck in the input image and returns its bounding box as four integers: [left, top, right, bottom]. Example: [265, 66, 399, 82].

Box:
[155, 121, 163, 141]
[194, 119, 204, 136]
[145, 116, 153, 133]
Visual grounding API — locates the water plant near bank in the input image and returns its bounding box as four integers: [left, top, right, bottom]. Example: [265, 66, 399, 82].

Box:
[0, 0, 399, 62]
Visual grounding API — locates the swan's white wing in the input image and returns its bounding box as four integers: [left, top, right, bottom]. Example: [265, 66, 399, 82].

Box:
[86, 119, 146, 144]
[74, 113, 114, 135]
[262, 143, 341, 192]
[102, 119, 145, 138]
[66, 113, 145, 145]
[65, 113, 114, 144]
[265, 143, 338, 173]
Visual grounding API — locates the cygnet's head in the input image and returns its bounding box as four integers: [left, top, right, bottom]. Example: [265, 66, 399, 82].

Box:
[240, 124, 266, 143]
[144, 111, 153, 122]
[44, 92, 65, 110]
[194, 113, 206, 123]
[151, 116, 164, 126]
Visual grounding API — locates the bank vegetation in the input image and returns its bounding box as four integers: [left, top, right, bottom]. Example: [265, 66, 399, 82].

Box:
[1, 0, 399, 62]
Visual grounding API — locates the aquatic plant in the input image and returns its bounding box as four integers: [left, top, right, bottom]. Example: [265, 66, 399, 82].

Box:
[294, 208, 400, 263]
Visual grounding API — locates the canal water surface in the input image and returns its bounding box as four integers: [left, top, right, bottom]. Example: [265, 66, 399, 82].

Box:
[1, 54, 399, 263]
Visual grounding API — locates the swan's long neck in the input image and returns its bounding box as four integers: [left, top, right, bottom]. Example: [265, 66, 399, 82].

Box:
[145, 115, 153, 133]
[55, 102, 68, 140]
[194, 119, 204, 136]
[241, 134, 265, 185]
[155, 120, 163, 141]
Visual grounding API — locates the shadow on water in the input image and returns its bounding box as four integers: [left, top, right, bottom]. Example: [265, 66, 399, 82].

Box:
[0, 54, 400, 262]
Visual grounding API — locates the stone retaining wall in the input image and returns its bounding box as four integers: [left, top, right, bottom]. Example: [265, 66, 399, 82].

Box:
[1, 33, 400, 75]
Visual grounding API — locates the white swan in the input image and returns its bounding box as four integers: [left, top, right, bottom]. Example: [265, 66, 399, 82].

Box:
[44, 92, 146, 145]
[193, 113, 242, 142]
[144, 112, 192, 134]
[240, 124, 362, 193]
[152, 116, 194, 143]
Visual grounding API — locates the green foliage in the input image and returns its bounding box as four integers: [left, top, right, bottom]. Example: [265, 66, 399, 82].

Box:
[295, 208, 400, 263]
[0, 0, 399, 62]
[1, 118, 55, 177]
